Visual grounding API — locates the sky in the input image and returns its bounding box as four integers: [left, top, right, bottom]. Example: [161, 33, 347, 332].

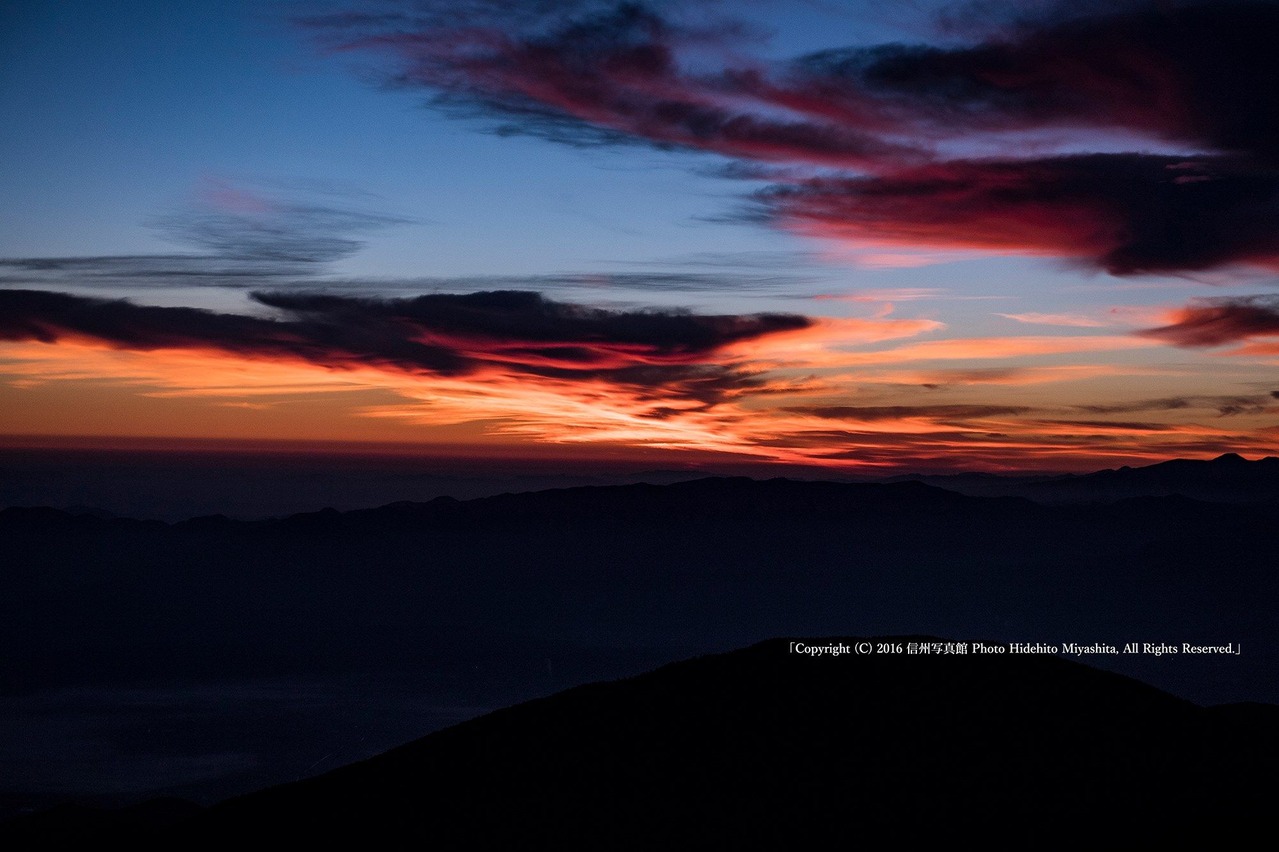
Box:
[2, 0, 1278, 473]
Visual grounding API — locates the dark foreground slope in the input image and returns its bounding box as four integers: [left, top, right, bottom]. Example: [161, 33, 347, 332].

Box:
[9, 639, 1276, 849]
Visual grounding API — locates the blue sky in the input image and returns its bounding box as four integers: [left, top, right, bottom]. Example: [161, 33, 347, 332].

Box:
[2, 0, 1277, 470]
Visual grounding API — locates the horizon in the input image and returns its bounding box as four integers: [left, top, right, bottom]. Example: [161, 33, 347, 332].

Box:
[4, 433, 1276, 476]
[3, 439, 1275, 522]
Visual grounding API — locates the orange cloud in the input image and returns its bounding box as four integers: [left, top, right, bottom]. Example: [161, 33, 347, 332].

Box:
[2, 290, 1274, 470]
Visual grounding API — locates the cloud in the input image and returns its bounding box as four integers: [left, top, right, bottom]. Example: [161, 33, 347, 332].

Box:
[907, 365, 1134, 386]
[785, 404, 1034, 422]
[324, 270, 822, 296]
[814, 288, 947, 303]
[996, 313, 1109, 328]
[308, 1, 1279, 274]
[758, 154, 1279, 275]
[790, 0, 1279, 160]
[0, 260, 823, 297]
[0, 289, 1263, 467]
[782, 404, 1033, 419]
[810, 334, 1157, 368]
[1139, 296, 1279, 346]
[0, 288, 812, 406]
[310, 2, 916, 168]
[0, 254, 319, 291]
[1076, 394, 1275, 416]
[744, 417, 1272, 472]
[154, 180, 405, 265]
[1032, 419, 1176, 432]
[250, 289, 810, 358]
[0, 179, 406, 290]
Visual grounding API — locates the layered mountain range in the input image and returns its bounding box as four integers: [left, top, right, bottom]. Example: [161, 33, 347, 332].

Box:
[2, 455, 1275, 836]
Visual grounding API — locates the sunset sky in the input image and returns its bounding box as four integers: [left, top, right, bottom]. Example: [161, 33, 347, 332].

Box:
[3, 0, 1278, 472]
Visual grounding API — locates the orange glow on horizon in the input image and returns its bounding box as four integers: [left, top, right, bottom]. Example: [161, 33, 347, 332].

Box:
[3, 314, 1277, 472]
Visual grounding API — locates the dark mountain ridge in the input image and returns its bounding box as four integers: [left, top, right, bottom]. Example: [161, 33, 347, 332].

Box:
[2, 474, 1275, 822]
[6, 638, 1275, 848]
[7, 448, 1279, 521]
[4, 475, 1274, 699]
[894, 452, 1279, 503]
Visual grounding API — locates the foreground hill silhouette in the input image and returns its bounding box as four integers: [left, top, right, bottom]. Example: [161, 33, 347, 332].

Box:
[8, 639, 1275, 848]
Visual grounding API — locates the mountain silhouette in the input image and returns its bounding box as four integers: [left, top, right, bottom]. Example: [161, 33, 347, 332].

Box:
[6, 638, 1274, 848]
[898, 453, 1279, 503]
[3, 473, 1275, 820]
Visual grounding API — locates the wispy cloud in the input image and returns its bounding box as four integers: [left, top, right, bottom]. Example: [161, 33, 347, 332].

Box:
[997, 312, 1110, 328]
[906, 365, 1146, 387]
[0, 179, 406, 291]
[156, 178, 407, 264]
[307, 0, 1279, 275]
[308, 2, 920, 167]
[814, 288, 947, 303]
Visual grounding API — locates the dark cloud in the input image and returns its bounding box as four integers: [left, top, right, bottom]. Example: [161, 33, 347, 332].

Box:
[786, 404, 1033, 422]
[912, 368, 1027, 388]
[1077, 395, 1273, 416]
[1139, 296, 1279, 346]
[0, 288, 466, 373]
[1075, 398, 1192, 414]
[1217, 401, 1270, 417]
[252, 290, 808, 356]
[758, 154, 1279, 275]
[792, 0, 1279, 160]
[309, 1, 1279, 275]
[0, 289, 811, 405]
[1032, 419, 1174, 432]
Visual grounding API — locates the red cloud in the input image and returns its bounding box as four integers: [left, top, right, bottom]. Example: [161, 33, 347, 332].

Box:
[1140, 297, 1279, 347]
[761, 154, 1279, 275]
[308, 1, 1279, 275]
